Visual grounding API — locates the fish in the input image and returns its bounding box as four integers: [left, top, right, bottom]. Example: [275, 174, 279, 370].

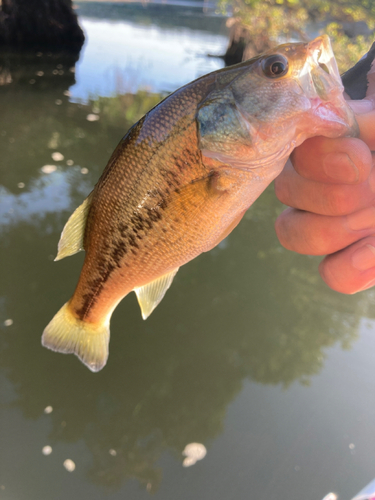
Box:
[42, 35, 358, 372]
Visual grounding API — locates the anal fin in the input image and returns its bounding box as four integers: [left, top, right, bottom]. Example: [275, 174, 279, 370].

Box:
[55, 192, 93, 261]
[134, 268, 179, 320]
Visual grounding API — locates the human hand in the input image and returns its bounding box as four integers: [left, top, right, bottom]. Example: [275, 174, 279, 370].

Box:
[274, 100, 375, 294]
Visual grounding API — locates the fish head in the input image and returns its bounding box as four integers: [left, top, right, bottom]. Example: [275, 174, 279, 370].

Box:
[270, 35, 358, 138]
[198, 36, 358, 169]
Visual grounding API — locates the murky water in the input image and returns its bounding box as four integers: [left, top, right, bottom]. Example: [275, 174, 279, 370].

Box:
[1, 3, 375, 500]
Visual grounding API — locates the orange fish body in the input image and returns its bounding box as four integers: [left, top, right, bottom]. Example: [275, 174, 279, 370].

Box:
[71, 80, 250, 324]
[42, 36, 358, 371]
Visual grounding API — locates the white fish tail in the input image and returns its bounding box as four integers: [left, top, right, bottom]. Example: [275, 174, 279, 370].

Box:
[42, 302, 110, 372]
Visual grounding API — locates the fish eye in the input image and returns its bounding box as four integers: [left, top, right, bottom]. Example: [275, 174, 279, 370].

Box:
[261, 54, 289, 78]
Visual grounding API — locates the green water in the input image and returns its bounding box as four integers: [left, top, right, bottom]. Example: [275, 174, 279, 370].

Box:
[1, 4, 375, 500]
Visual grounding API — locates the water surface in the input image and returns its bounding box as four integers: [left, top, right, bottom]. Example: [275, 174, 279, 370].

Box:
[1, 4, 375, 500]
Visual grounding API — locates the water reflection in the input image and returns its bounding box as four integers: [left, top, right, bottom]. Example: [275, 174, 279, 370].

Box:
[1, 5, 375, 497]
[0, 172, 75, 229]
[70, 1, 227, 101]
[1, 68, 373, 493]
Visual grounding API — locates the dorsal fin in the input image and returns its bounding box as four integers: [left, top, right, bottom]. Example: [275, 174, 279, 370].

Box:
[134, 268, 179, 319]
[55, 192, 93, 261]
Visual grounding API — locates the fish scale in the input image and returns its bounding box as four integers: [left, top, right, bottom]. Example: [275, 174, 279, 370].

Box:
[72, 93, 209, 319]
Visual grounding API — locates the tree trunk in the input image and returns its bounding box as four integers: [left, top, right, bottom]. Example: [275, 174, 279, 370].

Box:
[0, 0, 84, 52]
[223, 19, 274, 66]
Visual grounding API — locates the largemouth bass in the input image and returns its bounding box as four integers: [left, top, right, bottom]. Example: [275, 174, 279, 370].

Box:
[42, 36, 358, 372]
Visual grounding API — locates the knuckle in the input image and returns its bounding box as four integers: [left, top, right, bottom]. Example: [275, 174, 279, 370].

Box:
[326, 187, 351, 216]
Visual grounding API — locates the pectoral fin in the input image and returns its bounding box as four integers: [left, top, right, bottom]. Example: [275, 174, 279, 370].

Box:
[55, 192, 93, 261]
[134, 268, 179, 320]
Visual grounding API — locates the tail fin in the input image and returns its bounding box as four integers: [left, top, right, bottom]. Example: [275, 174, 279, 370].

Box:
[42, 302, 110, 372]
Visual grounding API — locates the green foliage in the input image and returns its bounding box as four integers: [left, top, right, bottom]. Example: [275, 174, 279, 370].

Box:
[326, 24, 371, 70]
[220, 0, 375, 72]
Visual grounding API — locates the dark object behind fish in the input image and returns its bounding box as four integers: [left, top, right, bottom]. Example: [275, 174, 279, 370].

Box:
[342, 42, 375, 99]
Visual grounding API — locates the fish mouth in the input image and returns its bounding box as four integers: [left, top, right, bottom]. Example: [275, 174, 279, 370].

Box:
[307, 35, 342, 86]
[300, 36, 359, 137]
[311, 96, 359, 137]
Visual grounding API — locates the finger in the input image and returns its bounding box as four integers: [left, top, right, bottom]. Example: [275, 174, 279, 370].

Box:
[347, 101, 375, 149]
[356, 111, 375, 150]
[275, 158, 375, 216]
[275, 205, 375, 255]
[291, 136, 372, 184]
[319, 235, 375, 294]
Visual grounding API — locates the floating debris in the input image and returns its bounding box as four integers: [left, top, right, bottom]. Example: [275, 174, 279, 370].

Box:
[86, 114, 100, 122]
[349, 443, 355, 450]
[29, 79, 36, 84]
[41, 165, 57, 174]
[66, 160, 74, 166]
[55, 99, 62, 106]
[4, 319, 13, 327]
[109, 449, 117, 456]
[81, 168, 89, 175]
[17, 182, 25, 188]
[63, 90, 71, 97]
[63, 459, 76, 472]
[57, 64, 63, 70]
[42, 446, 52, 456]
[51, 152, 64, 161]
[321, 494, 338, 500]
[69, 67, 75, 73]
[44, 406, 53, 414]
[36, 52, 43, 57]
[52, 69, 58, 75]
[36, 71, 44, 77]
[182, 443, 207, 467]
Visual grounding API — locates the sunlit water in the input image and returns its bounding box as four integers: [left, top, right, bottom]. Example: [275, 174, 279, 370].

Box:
[71, 17, 227, 99]
[1, 3, 375, 500]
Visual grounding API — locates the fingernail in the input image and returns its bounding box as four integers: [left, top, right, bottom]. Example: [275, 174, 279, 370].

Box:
[352, 244, 375, 271]
[323, 152, 359, 183]
[346, 206, 375, 231]
[348, 99, 375, 114]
